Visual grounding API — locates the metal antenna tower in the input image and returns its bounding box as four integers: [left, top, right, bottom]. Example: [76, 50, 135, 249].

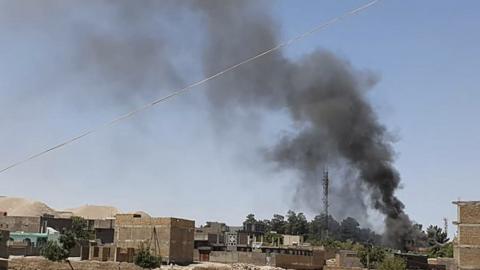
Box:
[443, 217, 448, 236]
[322, 167, 329, 239]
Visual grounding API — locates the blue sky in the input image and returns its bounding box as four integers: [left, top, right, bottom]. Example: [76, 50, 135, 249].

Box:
[273, 0, 480, 233]
[0, 1, 479, 236]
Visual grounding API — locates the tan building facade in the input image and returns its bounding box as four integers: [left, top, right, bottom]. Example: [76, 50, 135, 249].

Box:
[453, 201, 480, 270]
[0, 216, 41, 232]
[114, 214, 194, 264]
[282, 235, 304, 246]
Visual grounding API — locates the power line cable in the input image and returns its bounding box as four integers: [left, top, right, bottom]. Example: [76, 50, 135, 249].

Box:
[0, 0, 380, 174]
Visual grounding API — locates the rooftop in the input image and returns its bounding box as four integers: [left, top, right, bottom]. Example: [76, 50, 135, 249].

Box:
[452, 201, 480, 205]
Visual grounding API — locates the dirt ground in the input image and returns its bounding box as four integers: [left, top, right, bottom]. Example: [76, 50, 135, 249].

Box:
[7, 257, 285, 270]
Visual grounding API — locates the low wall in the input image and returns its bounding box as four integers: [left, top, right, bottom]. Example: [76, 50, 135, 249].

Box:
[0, 259, 7, 270]
[275, 251, 324, 270]
[209, 250, 324, 269]
[8, 257, 143, 270]
[8, 246, 41, 256]
[324, 267, 363, 270]
[209, 251, 267, 265]
[428, 258, 456, 270]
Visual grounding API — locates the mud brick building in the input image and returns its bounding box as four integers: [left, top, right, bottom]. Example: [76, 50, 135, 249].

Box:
[453, 201, 480, 270]
[114, 213, 194, 264]
[0, 230, 8, 270]
[0, 216, 42, 232]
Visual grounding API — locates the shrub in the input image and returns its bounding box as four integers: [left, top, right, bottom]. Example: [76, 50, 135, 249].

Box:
[134, 246, 161, 269]
[357, 245, 386, 269]
[41, 240, 69, 262]
[429, 242, 453, 258]
[378, 256, 407, 270]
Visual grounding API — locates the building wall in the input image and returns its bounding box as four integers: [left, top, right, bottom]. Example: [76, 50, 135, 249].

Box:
[41, 217, 73, 233]
[458, 226, 480, 246]
[275, 250, 324, 270]
[114, 214, 194, 264]
[429, 258, 457, 270]
[209, 251, 266, 265]
[169, 218, 194, 264]
[89, 244, 115, 262]
[209, 250, 324, 269]
[282, 235, 304, 246]
[454, 201, 480, 270]
[93, 219, 115, 229]
[456, 247, 480, 267]
[0, 230, 9, 259]
[0, 216, 41, 232]
[95, 228, 114, 244]
[0, 259, 7, 270]
[458, 204, 480, 224]
[336, 250, 362, 268]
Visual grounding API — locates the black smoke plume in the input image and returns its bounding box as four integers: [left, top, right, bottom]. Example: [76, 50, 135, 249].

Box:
[1, 0, 415, 248]
[195, 0, 412, 249]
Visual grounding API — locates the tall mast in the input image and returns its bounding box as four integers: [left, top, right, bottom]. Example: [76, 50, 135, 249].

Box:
[322, 167, 329, 239]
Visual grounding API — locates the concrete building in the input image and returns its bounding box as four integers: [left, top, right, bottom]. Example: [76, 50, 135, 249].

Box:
[0, 230, 8, 258]
[394, 253, 429, 270]
[195, 222, 228, 250]
[9, 227, 60, 247]
[335, 250, 362, 268]
[0, 216, 41, 232]
[243, 222, 266, 247]
[453, 201, 480, 270]
[7, 227, 60, 256]
[114, 213, 194, 264]
[282, 235, 304, 246]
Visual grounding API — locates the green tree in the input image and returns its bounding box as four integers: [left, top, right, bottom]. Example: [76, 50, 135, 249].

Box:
[134, 246, 161, 269]
[41, 216, 89, 270]
[244, 214, 256, 225]
[70, 216, 92, 241]
[339, 217, 360, 242]
[284, 211, 308, 236]
[378, 256, 406, 270]
[41, 240, 69, 262]
[270, 214, 286, 234]
[257, 219, 272, 233]
[294, 213, 308, 236]
[357, 245, 386, 269]
[429, 242, 453, 258]
[427, 225, 449, 246]
[285, 210, 297, 234]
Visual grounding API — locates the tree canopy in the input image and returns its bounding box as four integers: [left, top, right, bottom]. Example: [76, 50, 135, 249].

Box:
[242, 211, 382, 246]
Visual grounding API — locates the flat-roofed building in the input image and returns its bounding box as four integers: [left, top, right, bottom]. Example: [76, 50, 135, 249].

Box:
[0, 230, 8, 258]
[0, 216, 41, 232]
[282, 235, 304, 246]
[114, 213, 194, 264]
[453, 201, 480, 270]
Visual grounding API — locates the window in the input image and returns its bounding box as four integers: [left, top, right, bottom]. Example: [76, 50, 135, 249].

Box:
[93, 247, 99, 257]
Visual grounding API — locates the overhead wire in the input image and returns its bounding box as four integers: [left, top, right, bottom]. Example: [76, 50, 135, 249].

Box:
[0, 0, 380, 174]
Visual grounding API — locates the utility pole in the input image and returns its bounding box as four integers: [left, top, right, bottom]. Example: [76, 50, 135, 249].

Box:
[322, 167, 329, 239]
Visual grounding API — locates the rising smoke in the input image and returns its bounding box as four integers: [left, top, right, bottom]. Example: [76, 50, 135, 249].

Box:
[195, 0, 413, 249]
[1, 0, 413, 248]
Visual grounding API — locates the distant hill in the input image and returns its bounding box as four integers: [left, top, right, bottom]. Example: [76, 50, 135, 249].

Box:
[65, 205, 120, 219]
[0, 196, 153, 219]
[0, 197, 57, 217]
